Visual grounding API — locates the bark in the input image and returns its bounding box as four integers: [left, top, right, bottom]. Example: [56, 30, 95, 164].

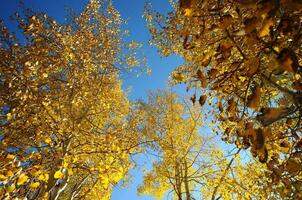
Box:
[184, 160, 191, 200]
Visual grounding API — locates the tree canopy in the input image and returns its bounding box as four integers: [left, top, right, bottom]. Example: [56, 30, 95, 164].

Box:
[1, 0, 302, 199]
[0, 0, 145, 199]
[145, 0, 302, 198]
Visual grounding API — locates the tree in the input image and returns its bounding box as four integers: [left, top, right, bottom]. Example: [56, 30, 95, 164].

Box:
[137, 91, 206, 200]
[136, 91, 272, 200]
[0, 1, 145, 199]
[145, 0, 302, 198]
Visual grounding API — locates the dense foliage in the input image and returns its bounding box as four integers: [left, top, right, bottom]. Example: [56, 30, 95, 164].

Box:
[0, 1, 145, 199]
[1, 0, 302, 199]
[145, 0, 302, 199]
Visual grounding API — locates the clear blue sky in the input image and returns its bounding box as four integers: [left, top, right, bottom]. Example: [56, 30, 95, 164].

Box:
[0, 0, 186, 199]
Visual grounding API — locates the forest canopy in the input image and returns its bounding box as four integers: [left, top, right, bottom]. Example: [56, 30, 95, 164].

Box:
[0, 0, 302, 200]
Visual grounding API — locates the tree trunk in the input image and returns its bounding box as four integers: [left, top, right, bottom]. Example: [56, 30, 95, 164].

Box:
[184, 160, 191, 200]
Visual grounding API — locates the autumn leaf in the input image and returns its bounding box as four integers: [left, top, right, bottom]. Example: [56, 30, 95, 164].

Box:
[179, 0, 194, 9]
[254, 128, 264, 150]
[196, 69, 207, 87]
[190, 94, 196, 105]
[244, 17, 259, 34]
[293, 81, 302, 91]
[227, 98, 236, 113]
[6, 154, 15, 160]
[6, 113, 12, 120]
[5, 184, 15, 193]
[259, 18, 274, 37]
[200, 54, 211, 67]
[277, 48, 299, 73]
[285, 159, 301, 175]
[0, 174, 6, 180]
[257, 107, 284, 125]
[218, 101, 223, 112]
[17, 173, 29, 185]
[38, 174, 49, 182]
[247, 84, 261, 109]
[184, 9, 193, 17]
[219, 15, 233, 29]
[54, 171, 64, 179]
[245, 57, 259, 77]
[208, 68, 218, 81]
[199, 95, 207, 106]
[30, 182, 40, 190]
[258, 146, 268, 163]
[172, 72, 184, 83]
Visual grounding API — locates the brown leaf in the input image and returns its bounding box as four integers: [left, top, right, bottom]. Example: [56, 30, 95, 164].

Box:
[201, 56, 211, 67]
[244, 17, 259, 34]
[295, 138, 302, 149]
[219, 41, 233, 59]
[199, 95, 207, 106]
[285, 159, 301, 175]
[247, 84, 261, 109]
[208, 68, 219, 81]
[245, 57, 260, 77]
[257, 107, 284, 126]
[293, 81, 302, 92]
[218, 101, 223, 112]
[190, 94, 196, 105]
[277, 48, 299, 73]
[280, 141, 290, 148]
[227, 98, 236, 113]
[219, 15, 233, 29]
[196, 69, 204, 80]
[196, 69, 207, 88]
[179, 0, 194, 9]
[255, 128, 265, 150]
[258, 147, 268, 163]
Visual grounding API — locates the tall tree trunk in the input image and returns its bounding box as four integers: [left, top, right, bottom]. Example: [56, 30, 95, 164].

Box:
[175, 163, 182, 200]
[184, 160, 191, 200]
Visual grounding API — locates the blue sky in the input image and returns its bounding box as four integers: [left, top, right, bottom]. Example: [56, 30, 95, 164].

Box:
[0, 0, 186, 199]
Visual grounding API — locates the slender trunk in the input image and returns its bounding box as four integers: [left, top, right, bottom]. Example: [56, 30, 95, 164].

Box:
[175, 163, 182, 200]
[49, 139, 72, 200]
[184, 160, 191, 200]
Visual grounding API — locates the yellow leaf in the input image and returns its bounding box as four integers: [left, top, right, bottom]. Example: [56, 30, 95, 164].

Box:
[30, 182, 40, 190]
[6, 154, 15, 159]
[172, 72, 184, 83]
[54, 170, 64, 179]
[6, 113, 12, 120]
[44, 138, 51, 144]
[259, 19, 273, 37]
[68, 168, 73, 175]
[6, 184, 15, 193]
[42, 73, 48, 78]
[184, 9, 193, 17]
[6, 170, 13, 177]
[0, 174, 6, 180]
[38, 173, 49, 182]
[101, 177, 110, 188]
[69, 52, 75, 60]
[17, 173, 29, 185]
